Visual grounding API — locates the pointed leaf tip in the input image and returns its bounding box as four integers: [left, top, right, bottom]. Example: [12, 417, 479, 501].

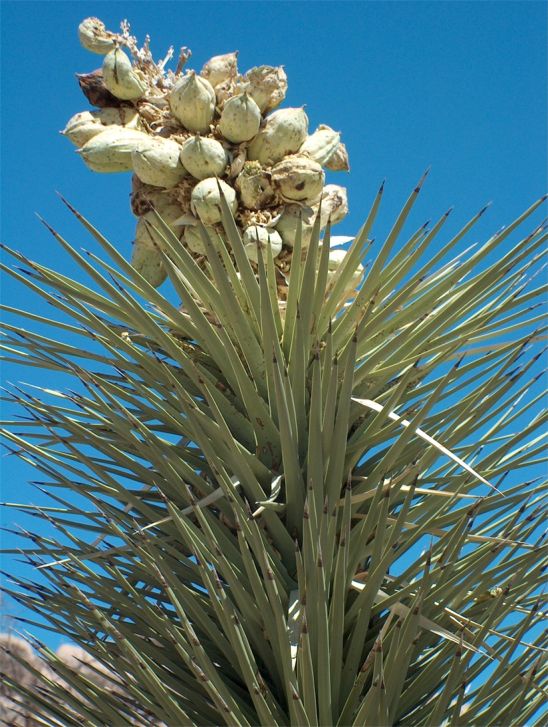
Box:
[414, 167, 431, 193]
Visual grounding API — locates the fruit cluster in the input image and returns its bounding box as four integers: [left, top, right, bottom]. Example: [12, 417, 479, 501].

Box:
[64, 17, 359, 296]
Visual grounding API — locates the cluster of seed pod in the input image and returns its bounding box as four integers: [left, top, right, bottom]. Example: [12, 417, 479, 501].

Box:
[64, 17, 361, 303]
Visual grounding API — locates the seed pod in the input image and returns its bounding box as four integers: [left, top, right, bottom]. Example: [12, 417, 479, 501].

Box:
[61, 111, 102, 147]
[299, 124, 341, 166]
[132, 138, 186, 188]
[315, 184, 349, 226]
[191, 178, 237, 225]
[102, 48, 146, 100]
[243, 66, 288, 113]
[77, 69, 123, 108]
[135, 201, 185, 251]
[214, 77, 238, 108]
[271, 155, 325, 202]
[325, 141, 350, 172]
[275, 204, 316, 249]
[78, 17, 117, 55]
[180, 136, 228, 180]
[77, 127, 149, 172]
[235, 161, 277, 209]
[62, 107, 141, 147]
[184, 223, 218, 255]
[219, 93, 261, 143]
[131, 236, 167, 288]
[170, 71, 216, 133]
[243, 225, 283, 262]
[247, 107, 308, 166]
[201, 51, 238, 87]
[96, 106, 140, 128]
[131, 175, 171, 216]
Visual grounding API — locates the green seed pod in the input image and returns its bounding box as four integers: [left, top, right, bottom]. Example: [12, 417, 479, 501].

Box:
[96, 106, 140, 128]
[132, 138, 186, 188]
[133, 200, 185, 285]
[218, 93, 261, 143]
[325, 141, 350, 171]
[131, 236, 167, 288]
[299, 124, 341, 166]
[102, 48, 146, 101]
[183, 224, 218, 255]
[169, 71, 216, 133]
[180, 136, 228, 180]
[62, 107, 142, 147]
[242, 225, 283, 262]
[132, 200, 183, 287]
[247, 108, 308, 166]
[201, 51, 238, 87]
[271, 155, 325, 202]
[191, 178, 237, 225]
[61, 111, 102, 147]
[77, 127, 149, 173]
[78, 17, 117, 55]
[243, 65, 288, 113]
[235, 161, 277, 209]
[275, 204, 316, 248]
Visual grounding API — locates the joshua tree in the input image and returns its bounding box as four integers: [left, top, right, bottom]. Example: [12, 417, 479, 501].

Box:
[1, 17, 546, 726]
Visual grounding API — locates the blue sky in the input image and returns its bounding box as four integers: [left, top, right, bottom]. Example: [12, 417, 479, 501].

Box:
[1, 1, 546, 648]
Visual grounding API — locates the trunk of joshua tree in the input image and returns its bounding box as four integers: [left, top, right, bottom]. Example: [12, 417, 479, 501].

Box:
[1, 16, 546, 727]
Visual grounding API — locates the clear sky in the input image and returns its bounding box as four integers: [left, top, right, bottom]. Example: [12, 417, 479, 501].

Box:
[1, 1, 546, 648]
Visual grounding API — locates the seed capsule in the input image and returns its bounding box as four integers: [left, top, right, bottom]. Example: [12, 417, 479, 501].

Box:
[140, 200, 184, 239]
[191, 178, 237, 225]
[325, 142, 350, 171]
[214, 77, 238, 108]
[184, 223, 218, 255]
[242, 225, 283, 262]
[169, 71, 215, 133]
[96, 106, 140, 128]
[77, 69, 122, 108]
[271, 155, 325, 202]
[132, 138, 186, 188]
[201, 51, 238, 87]
[180, 136, 228, 180]
[299, 125, 341, 166]
[243, 66, 288, 113]
[315, 184, 349, 226]
[130, 175, 172, 216]
[247, 107, 308, 166]
[131, 237, 167, 288]
[62, 107, 141, 147]
[275, 204, 316, 248]
[62, 111, 102, 147]
[132, 199, 183, 287]
[235, 161, 277, 209]
[78, 17, 117, 55]
[102, 48, 146, 100]
[77, 127, 149, 172]
[218, 93, 261, 143]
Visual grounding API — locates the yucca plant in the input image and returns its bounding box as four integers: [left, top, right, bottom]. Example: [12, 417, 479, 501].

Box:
[1, 16, 546, 727]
